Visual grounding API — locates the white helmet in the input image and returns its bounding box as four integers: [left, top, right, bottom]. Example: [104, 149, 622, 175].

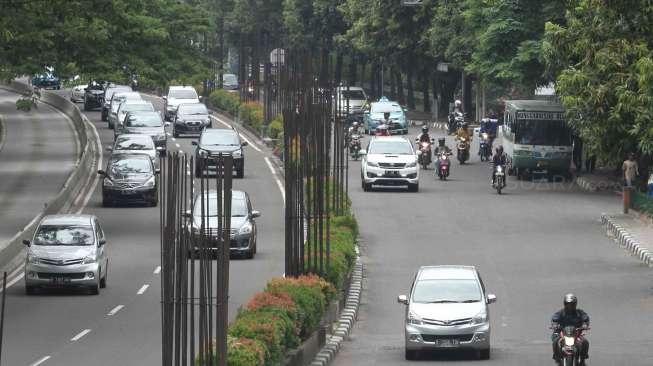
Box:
[352, 121, 359, 127]
[454, 100, 462, 108]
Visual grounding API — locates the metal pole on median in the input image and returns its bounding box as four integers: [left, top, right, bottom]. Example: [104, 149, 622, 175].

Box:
[623, 186, 632, 214]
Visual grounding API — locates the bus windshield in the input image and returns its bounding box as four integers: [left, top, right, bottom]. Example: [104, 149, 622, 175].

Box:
[515, 119, 571, 146]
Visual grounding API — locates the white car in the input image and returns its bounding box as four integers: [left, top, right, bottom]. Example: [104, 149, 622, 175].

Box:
[164, 86, 201, 121]
[360, 136, 419, 192]
[70, 85, 86, 103]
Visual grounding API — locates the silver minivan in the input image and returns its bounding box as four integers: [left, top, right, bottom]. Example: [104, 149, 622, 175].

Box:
[398, 265, 496, 360]
[24, 215, 109, 295]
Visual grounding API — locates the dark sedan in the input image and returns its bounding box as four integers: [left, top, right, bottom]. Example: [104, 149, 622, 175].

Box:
[32, 74, 61, 90]
[98, 154, 159, 207]
[193, 128, 246, 178]
[84, 81, 106, 111]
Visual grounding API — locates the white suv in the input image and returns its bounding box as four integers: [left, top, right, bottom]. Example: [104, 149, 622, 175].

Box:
[360, 136, 419, 192]
[164, 86, 200, 121]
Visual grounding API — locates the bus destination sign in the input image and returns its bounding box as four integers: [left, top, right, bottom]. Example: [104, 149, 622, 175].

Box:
[517, 111, 565, 120]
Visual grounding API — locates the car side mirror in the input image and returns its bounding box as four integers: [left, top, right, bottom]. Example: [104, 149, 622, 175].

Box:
[251, 210, 261, 218]
[397, 295, 408, 305]
[199, 96, 203, 100]
[98, 239, 106, 246]
[163, 96, 167, 101]
[486, 294, 497, 304]
[191, 141, 198, 146]
[97, 170, 106, 176]
[155, 168, 161, 175]
[241, 141, 248, 147]
[23, 239, 31, 246]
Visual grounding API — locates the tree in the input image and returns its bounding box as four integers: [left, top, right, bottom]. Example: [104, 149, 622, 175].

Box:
[544, 0, 653, 165]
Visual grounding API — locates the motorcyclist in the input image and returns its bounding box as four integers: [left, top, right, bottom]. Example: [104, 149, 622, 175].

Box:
[418, 125, 432, 143]
[434, 138, 451, 173]
[491, 145, 507, 186]
[448, 99, 464, 134]
[456, 122, 472, 145]
[479, 117, 498, 157]
[348, 121, 363, 136]
[376, 112, 391, 136]
[551, 293, 590, 364]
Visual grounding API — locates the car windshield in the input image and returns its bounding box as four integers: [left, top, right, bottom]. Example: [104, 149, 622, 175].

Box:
[340, 90, 365, 100]
[201, 132, 239, 146]
[169, 90, 197, 99]
[223, 74, 238, 84]
[179, 104, 208, 115]
[115, 137, 153, 150]
[371, 104, 402, 114]
[412, 279, 482, 303]
[126, 114, 162, 127]
[368, 140, 413, 155]
[109, 157, 152, 174]
[33, 224, 94, 246]
[121, 104, 153, 114]
[111, 99, 126, 112]
[88, 83, 103, 90]
[515, 119, 571, 146]
[106, 88, 130, 100]
[195, 196, 248, 217]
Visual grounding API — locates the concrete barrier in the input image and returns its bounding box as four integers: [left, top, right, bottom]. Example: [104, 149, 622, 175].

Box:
[0, 81, 101, 274]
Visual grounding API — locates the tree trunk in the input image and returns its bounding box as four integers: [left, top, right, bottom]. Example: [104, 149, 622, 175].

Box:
[370, 62, 377, 99]
[395, 70, 404, 105]
[432, 74, 439, 119]
[422, 67, 430, 113]
[335, 52, 343, 85]
[390, 66, 396, 100]
[407, 67, 415, 110]
[348, 55, 357, 85]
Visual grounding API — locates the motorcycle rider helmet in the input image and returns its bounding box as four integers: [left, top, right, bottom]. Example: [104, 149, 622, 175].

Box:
[563, 293, 578, 313]
[438, 137, 445, 146]
[352, 121, 359, 127]
[454, 100, 462, 109]
[421, 125, 428, 134]
[462, 122, 469, 129]
[495, 145, 504, 154]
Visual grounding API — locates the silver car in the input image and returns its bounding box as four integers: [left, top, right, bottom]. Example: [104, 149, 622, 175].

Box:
[23, 215, 109, 295]
[398, 265, 497, 360]
[114, 100, 155, 139]
[108, 134, 159, 168]
[108, 91, 142, 129]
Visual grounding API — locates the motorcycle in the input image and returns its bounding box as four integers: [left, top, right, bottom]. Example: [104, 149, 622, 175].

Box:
[457, 138, 470, 164]
[436, 152, 451, 180]
[556, 326, 589, 366]
[479, 133, 492, 161]
[493, 164, 506, 194]
[349, 134, 362, 160]
[416, 138, 434, 169]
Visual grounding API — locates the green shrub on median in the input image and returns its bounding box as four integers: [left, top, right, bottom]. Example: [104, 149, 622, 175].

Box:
[209, 89, 240, 115]
[239, 102, 264, 132]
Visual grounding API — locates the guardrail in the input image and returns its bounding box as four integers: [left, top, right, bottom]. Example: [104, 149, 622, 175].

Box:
[0, 81, 101, 274]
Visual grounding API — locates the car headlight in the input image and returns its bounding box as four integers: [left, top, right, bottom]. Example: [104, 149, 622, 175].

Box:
[471, 312, 488, 325]
[407, 311, 423, 325]
[199, 149, 209, 158]
[367, 161, 379, 167]
[27, 255, 40, 264]
[232, 149, 242, 158]
[238, 222, 252, 235]
[82, 256, 97, 264]
[142, 176, 156, 188]
[167, 105, 178, 111]
[103, 177, 114, 187]
[406, 161, 417, 168]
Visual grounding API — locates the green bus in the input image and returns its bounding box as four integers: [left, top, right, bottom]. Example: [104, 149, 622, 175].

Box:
[499, 100, 572, 179]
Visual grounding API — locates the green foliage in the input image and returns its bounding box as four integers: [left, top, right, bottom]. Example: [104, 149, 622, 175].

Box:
[229, 311, 289, 365]
[227, 337, 266, 366]
[209, 89, 241, 115]
[268, 114, 284, 140]
[266, 276, 328, 337]
[543, 0, 653, 164]
[322, 216, 357, 288]
[634, 191, 653, 218]
[15, 98, 36, 112]
[239, 102, 264, 132]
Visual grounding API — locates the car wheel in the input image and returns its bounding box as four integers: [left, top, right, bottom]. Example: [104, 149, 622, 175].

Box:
[83, 103, 89, 111]
[246, 248, 254, 259]
[479, 348, 490, 360]
[150, 198, 158, 207]
[173, 129, 179, 138]
[25, 286, 36, 295]
[236, 168, 244, 179]
[408, 183, 419, 192]
[102, 198, 112, 207]
[89, 282, 100, 295]
[108, 121, 114, 130]
[101, 113, 107, 122]
[195, 165, 203, 178]
[100, 265, 107, 288]
[363, 182, 372, 192]
[405, 349, 419, 360]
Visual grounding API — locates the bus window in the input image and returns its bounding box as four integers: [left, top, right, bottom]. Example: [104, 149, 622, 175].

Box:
[515, 120, 571, 146]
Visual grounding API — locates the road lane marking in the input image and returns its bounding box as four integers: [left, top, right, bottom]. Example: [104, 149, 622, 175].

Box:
[171, 137, 176, 141]
[210, 115, 262, 152]
[137, 284, 150, 295]
[166, 132, 171, 136]
[30, 356, 51, 366]
[179, 150, 184, 154]
[107, 305, 124, 316]
[175, 143, 180, 148]
[70, 329, 91, 342]
[264, 157, 285, 201]
[154, 266, 161, 274]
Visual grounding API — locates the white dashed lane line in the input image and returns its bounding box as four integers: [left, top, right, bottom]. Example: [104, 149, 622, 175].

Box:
[175, 143, 181, 148]
[137, 284, 150, 295]
[209, 115, 262, 152]
[70, 329, 91, 342]
[107, 305, 124, 316]
[30, 356, 51, 366]
[264, 157, 285, 201]
[154, 266, 161, 274]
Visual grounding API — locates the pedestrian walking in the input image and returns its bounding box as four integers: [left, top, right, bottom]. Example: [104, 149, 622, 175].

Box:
[623, 153, 639, 187]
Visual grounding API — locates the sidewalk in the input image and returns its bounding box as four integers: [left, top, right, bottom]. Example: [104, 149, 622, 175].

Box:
[575, 168, 622, 192]
[601, 213, 653, 267]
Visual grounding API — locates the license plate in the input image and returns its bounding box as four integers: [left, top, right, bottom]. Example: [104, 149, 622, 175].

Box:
[51, 277, 71, 284]
[436, 339, 459, 347]
[120, 190, 135, 195]
[385, 170, 399, 177]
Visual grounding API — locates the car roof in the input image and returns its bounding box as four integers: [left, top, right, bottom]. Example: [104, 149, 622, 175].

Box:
[202, 128, 237, 136]
[370, 136, 409, 143]
[169, 86, 196, 91]
[202, 190, 246, 199]
[40, 214, 95, 226]
[337, 86, 364, 91]
[506, 99, 564, 112]
[116, 133, 154, 141]
[110, 152, 154, 161]
[178, 102, 206, 109]
[417, 265, 478, 281]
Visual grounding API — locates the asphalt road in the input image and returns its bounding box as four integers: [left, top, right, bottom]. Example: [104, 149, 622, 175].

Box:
[334, 127, 653, 365]
[0, 88, 76, 247]
[1, 90, 285, 366]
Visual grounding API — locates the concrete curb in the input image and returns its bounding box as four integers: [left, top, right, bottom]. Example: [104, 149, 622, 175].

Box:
[601, 214, 653, 267]
[309, 247, 364, 366]
[576, 176, 621, 192]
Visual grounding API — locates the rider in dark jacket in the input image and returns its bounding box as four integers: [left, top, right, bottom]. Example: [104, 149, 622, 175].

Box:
[491, 146, 507, 186]
[418, 125, 432, 143]
[551, 293, 590, 363]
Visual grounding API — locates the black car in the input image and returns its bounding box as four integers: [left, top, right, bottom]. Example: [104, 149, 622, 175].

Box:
[187, 190, 260, 259]
[173, 103, 211, 137]
[32, 74, 61, 89]
[84, 81, 106, 111]
[193, 128, 247, 178]
[98, 154, 159, 207]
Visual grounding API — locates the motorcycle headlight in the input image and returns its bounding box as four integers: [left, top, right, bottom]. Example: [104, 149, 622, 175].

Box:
[103, 177, 114, 187]
[407, 311, 423, 325]
[367, 161, 379, 167]
[199, 149, 209, 158]
[238, 222, 252, 235]
[82, 255, 97, 264]
[482, 133, 488, 139]
[142, 176, 156, 188]
[471, 312, 488, 325]
[563, 336, 575, 346]
[406, 161, 417, 168]
[496, 166, 503, 172]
